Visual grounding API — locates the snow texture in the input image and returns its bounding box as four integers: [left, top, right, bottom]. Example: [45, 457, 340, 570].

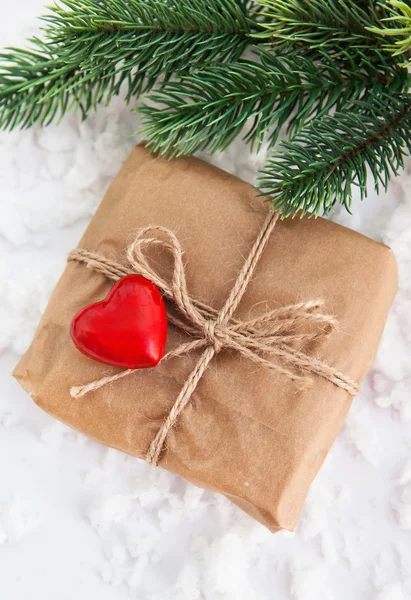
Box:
[1, 3, 411, 599]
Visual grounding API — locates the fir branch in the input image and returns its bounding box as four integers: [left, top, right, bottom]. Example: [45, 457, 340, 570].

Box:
[258, 94, 411, 217]
[43, 0, 252, 82]
[139, 49, 408, 156]
[253, 0, 388, 55]
[368, 0, 411, 66]
[0, 39, 111, 129]
[0, 0, 253, 130]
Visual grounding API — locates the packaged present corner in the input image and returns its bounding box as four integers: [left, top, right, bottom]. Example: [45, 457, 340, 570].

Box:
[14, 143, 397, 532]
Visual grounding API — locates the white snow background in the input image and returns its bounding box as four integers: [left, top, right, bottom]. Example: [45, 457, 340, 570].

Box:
[1, 2, 411, 599]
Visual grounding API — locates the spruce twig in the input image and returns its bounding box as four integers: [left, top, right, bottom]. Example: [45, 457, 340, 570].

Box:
[0, 0, 410, 218]
[252, 0, 387, 55]
[368, 0, 411, 66]
[140, 49, 408, 155]
[0, 39, 101, 129]
[0, 0, 254, 130]
[258, 94, 411, 217]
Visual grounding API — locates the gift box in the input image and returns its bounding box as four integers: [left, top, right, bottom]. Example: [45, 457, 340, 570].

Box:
[14, 144, 397, 532]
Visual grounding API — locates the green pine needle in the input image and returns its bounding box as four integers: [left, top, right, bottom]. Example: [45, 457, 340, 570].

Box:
[139, 49, 408, 157]
[258, 94, 411, 217]
[0, 39, 109, 129]
[368, 1, 411, 66]
[253, 0, 386, 55]
[1, 0, 411, 219]
[43, 0, 253, 83]
[0, 0, 253, 130]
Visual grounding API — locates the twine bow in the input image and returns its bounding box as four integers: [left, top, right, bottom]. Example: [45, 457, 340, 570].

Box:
[68, 212, 360, 466]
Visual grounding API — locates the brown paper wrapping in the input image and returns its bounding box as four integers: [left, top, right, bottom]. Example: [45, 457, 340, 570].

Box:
[13, 144, 397, 532]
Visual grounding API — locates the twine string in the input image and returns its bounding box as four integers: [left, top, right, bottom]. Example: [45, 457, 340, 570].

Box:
[68, 213, 360, 466]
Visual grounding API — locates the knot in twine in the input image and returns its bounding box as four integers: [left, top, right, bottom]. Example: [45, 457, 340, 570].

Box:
[68, 213, 360, 467]
[203, 320, 223, 353]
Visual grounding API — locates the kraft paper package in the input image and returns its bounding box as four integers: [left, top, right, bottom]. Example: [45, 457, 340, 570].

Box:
[14, 144, 398, 532]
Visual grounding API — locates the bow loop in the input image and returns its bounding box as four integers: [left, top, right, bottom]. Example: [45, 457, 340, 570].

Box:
[126, 226, 178, 300]
[127, 225, 209, 334]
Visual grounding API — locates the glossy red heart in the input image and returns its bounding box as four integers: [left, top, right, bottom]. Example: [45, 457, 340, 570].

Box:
[70, 275, 167, 369]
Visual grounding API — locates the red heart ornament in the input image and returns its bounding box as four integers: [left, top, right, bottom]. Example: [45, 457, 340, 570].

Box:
[70, 275, 167, 369]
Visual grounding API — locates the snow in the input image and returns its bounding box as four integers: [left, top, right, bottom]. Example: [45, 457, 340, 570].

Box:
[1, 2, 411, 599]
[87, 494, 133, 530]
[290, 561, 335, 600]
[0, 497, 43, 545]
